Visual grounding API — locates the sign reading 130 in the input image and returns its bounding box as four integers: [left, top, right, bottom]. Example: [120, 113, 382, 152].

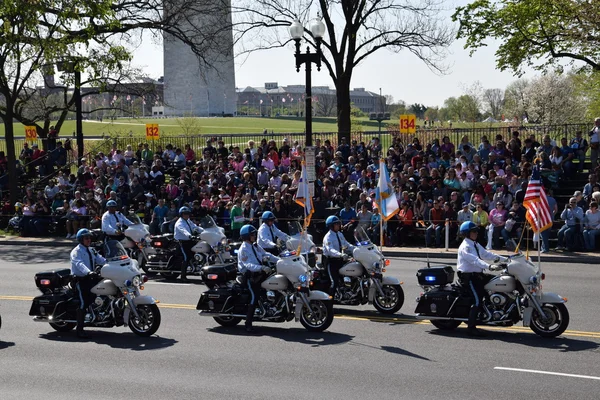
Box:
[145, 124, 159, 140]
[399, 114, 416, 134]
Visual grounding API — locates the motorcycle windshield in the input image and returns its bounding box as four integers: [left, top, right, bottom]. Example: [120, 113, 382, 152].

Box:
[288, 221, 303, 236]
[200, 216, 218, 229]
[127, 213, 143, 225]
[104, 240, 129, 260]
[354, 227, 372, 246]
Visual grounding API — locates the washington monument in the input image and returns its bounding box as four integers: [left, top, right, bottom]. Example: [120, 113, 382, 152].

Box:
[163, 0, 236, 117]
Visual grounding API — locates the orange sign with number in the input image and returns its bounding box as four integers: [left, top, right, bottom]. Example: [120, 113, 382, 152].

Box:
[399, 114, 416, 134]
[24, 126, 37, 141]
[145, 124, 159, 140]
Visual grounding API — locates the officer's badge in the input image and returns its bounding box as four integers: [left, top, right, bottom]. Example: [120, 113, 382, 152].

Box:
[241, 254, 248, 261]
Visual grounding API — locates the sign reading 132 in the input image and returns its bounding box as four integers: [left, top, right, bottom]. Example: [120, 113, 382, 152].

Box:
[399, 114, 416, 134]
[145, 124, 159, 140]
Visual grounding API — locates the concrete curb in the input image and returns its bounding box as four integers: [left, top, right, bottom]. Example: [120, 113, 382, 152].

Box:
[383, 250, 599, 264]
[0, 239, 74, 247]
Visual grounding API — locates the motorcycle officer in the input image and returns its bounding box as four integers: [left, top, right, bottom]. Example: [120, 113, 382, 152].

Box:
[70, 228, 106, 339]
[457, 221, 507, 337]
[174, 206, 203, 283]
[322, 216, 356, 297]
[257, 211, 289, 255]
[101, 200, 133, 242]
[238, 224, 280, 333]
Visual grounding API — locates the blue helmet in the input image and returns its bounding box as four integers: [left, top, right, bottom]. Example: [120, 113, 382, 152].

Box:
[76, 228, 93, 244]
[326, 216, 341, 228]
[179, 206, 192, 216]
[459, 221, 478, 236]
[106, 200, 118, 208]
[262, 211, 275, 221]
[240, 224, 257, 240]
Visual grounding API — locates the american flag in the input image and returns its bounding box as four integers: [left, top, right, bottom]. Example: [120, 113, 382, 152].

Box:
[523, 165, 553, 233]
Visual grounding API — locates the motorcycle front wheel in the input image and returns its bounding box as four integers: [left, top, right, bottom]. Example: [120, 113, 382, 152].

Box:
[213, 316, 242, 327]
[300, 300, 334, 332]
[49, 321, 76, 332]
[530, 303, 569, 338]
[373, 284, 404, 314]
[128, 304, 161, 337]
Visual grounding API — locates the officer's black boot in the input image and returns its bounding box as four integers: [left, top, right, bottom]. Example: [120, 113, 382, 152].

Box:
[245, 304, 257, 333]
[180, 264, 189, 283]
[467, 306, 486, 337]
[76, 309, 90, 339]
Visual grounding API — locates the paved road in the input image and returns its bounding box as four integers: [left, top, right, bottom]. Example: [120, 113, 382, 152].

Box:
[0, 246, 599, 400]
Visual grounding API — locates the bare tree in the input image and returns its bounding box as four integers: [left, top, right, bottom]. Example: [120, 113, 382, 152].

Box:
[483, 88, 504, 119]
[315, 94, 337, 117]
[230, 0, 454, 142]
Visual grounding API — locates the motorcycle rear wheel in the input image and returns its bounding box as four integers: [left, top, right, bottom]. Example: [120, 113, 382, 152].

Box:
[530, 303, 569, 338]
[431, 320, 462, 331]
[300, 300, 334, 332]
[373, 284, 404, 314]
[213, 316, 242, 327]
[49, 321, 76, 332]
[128, 304, 161, 337]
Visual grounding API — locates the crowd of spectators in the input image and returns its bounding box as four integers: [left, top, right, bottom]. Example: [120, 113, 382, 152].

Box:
[8, 118, 600, 253]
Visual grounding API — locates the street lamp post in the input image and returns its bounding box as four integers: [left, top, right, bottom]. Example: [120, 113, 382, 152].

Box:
[57, 59, 84, 163]
[289, 19, 326, 147]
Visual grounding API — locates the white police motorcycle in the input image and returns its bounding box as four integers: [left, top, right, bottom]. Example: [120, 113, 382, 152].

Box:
[29, 241, 161, 337]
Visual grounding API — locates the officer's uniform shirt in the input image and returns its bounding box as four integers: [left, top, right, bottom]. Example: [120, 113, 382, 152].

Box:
[101, 211, 133, 235]
[323, 229, 356, 258]
[174, 217, 203, 241]
[257, 223, 288, 249]
[70, 244, 106, 277]
[237, 241, 279, 273]
[457, 238, 506, 273]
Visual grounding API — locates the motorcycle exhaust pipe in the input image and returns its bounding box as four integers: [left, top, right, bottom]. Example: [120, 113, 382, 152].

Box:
[33, 317, 77, 323]
[197, 312, 246, 318]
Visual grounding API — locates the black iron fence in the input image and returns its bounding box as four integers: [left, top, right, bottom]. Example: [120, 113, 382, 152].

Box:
[2, 123, 593, 158]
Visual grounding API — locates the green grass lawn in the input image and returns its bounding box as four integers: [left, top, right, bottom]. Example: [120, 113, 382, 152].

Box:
[0, 116, 512, 138]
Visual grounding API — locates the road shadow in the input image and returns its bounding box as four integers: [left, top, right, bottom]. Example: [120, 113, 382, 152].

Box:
[335, 307, 422, 325]
[428, 328, 600, 352]
[0, 246, 71, 264]
[349, 341, 433, 361]
[38, 330, 177, 351]
[208, 325, 354, 347]
[0, 341, 15, 349]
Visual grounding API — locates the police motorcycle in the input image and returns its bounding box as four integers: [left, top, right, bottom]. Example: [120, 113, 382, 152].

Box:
[196, 230, 334, 332]
[147, 215, 235, 280]
[414, 254, 570, 338]
[118, 213, 155, 274]
[310, 226, 404, 314]
[29, 240, 161, 337]
[286, 221, 318, 268]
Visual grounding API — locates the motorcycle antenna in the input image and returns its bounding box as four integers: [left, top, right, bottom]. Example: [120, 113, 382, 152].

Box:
[426, 247, 431, 268]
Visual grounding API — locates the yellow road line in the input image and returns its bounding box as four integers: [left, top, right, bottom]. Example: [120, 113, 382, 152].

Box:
[3, 295, 599, 339]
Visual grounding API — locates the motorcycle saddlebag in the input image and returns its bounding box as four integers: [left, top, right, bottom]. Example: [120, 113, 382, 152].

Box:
[201, 263, 238, 285]
[196, 288, 237, 312]
[414, 288, 459, 317]
[29, 292, 72, 316]
[416, 266, 455, 286]
[34, 269, 72, 291]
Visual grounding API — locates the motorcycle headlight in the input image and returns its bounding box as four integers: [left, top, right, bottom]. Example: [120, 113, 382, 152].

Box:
[132, 276, 141, 287]
[220, 238, 227, 246]
[309, 246, 316, 254]
[298, 273, 310, 287]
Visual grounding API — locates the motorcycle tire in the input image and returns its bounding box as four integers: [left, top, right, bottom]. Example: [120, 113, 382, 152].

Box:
[128, 304, 161, 337]
[373, 284, 404, 314]
[49, 321, 76, 332]
[300, 300, 334, 332]
[431, 320, 462, 331]
[213, 316, 242, 327]
[529, 303, 569, 338]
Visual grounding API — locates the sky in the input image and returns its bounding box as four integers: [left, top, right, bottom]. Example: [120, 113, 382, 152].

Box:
[129, 1, 524, 109]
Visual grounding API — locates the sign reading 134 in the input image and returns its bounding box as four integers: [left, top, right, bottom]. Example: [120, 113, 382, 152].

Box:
[145, 124, 159, 140]
[399, 114, 416, 134]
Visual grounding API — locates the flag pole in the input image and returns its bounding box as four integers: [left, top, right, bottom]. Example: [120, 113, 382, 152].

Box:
[379, 207, 384, 251]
